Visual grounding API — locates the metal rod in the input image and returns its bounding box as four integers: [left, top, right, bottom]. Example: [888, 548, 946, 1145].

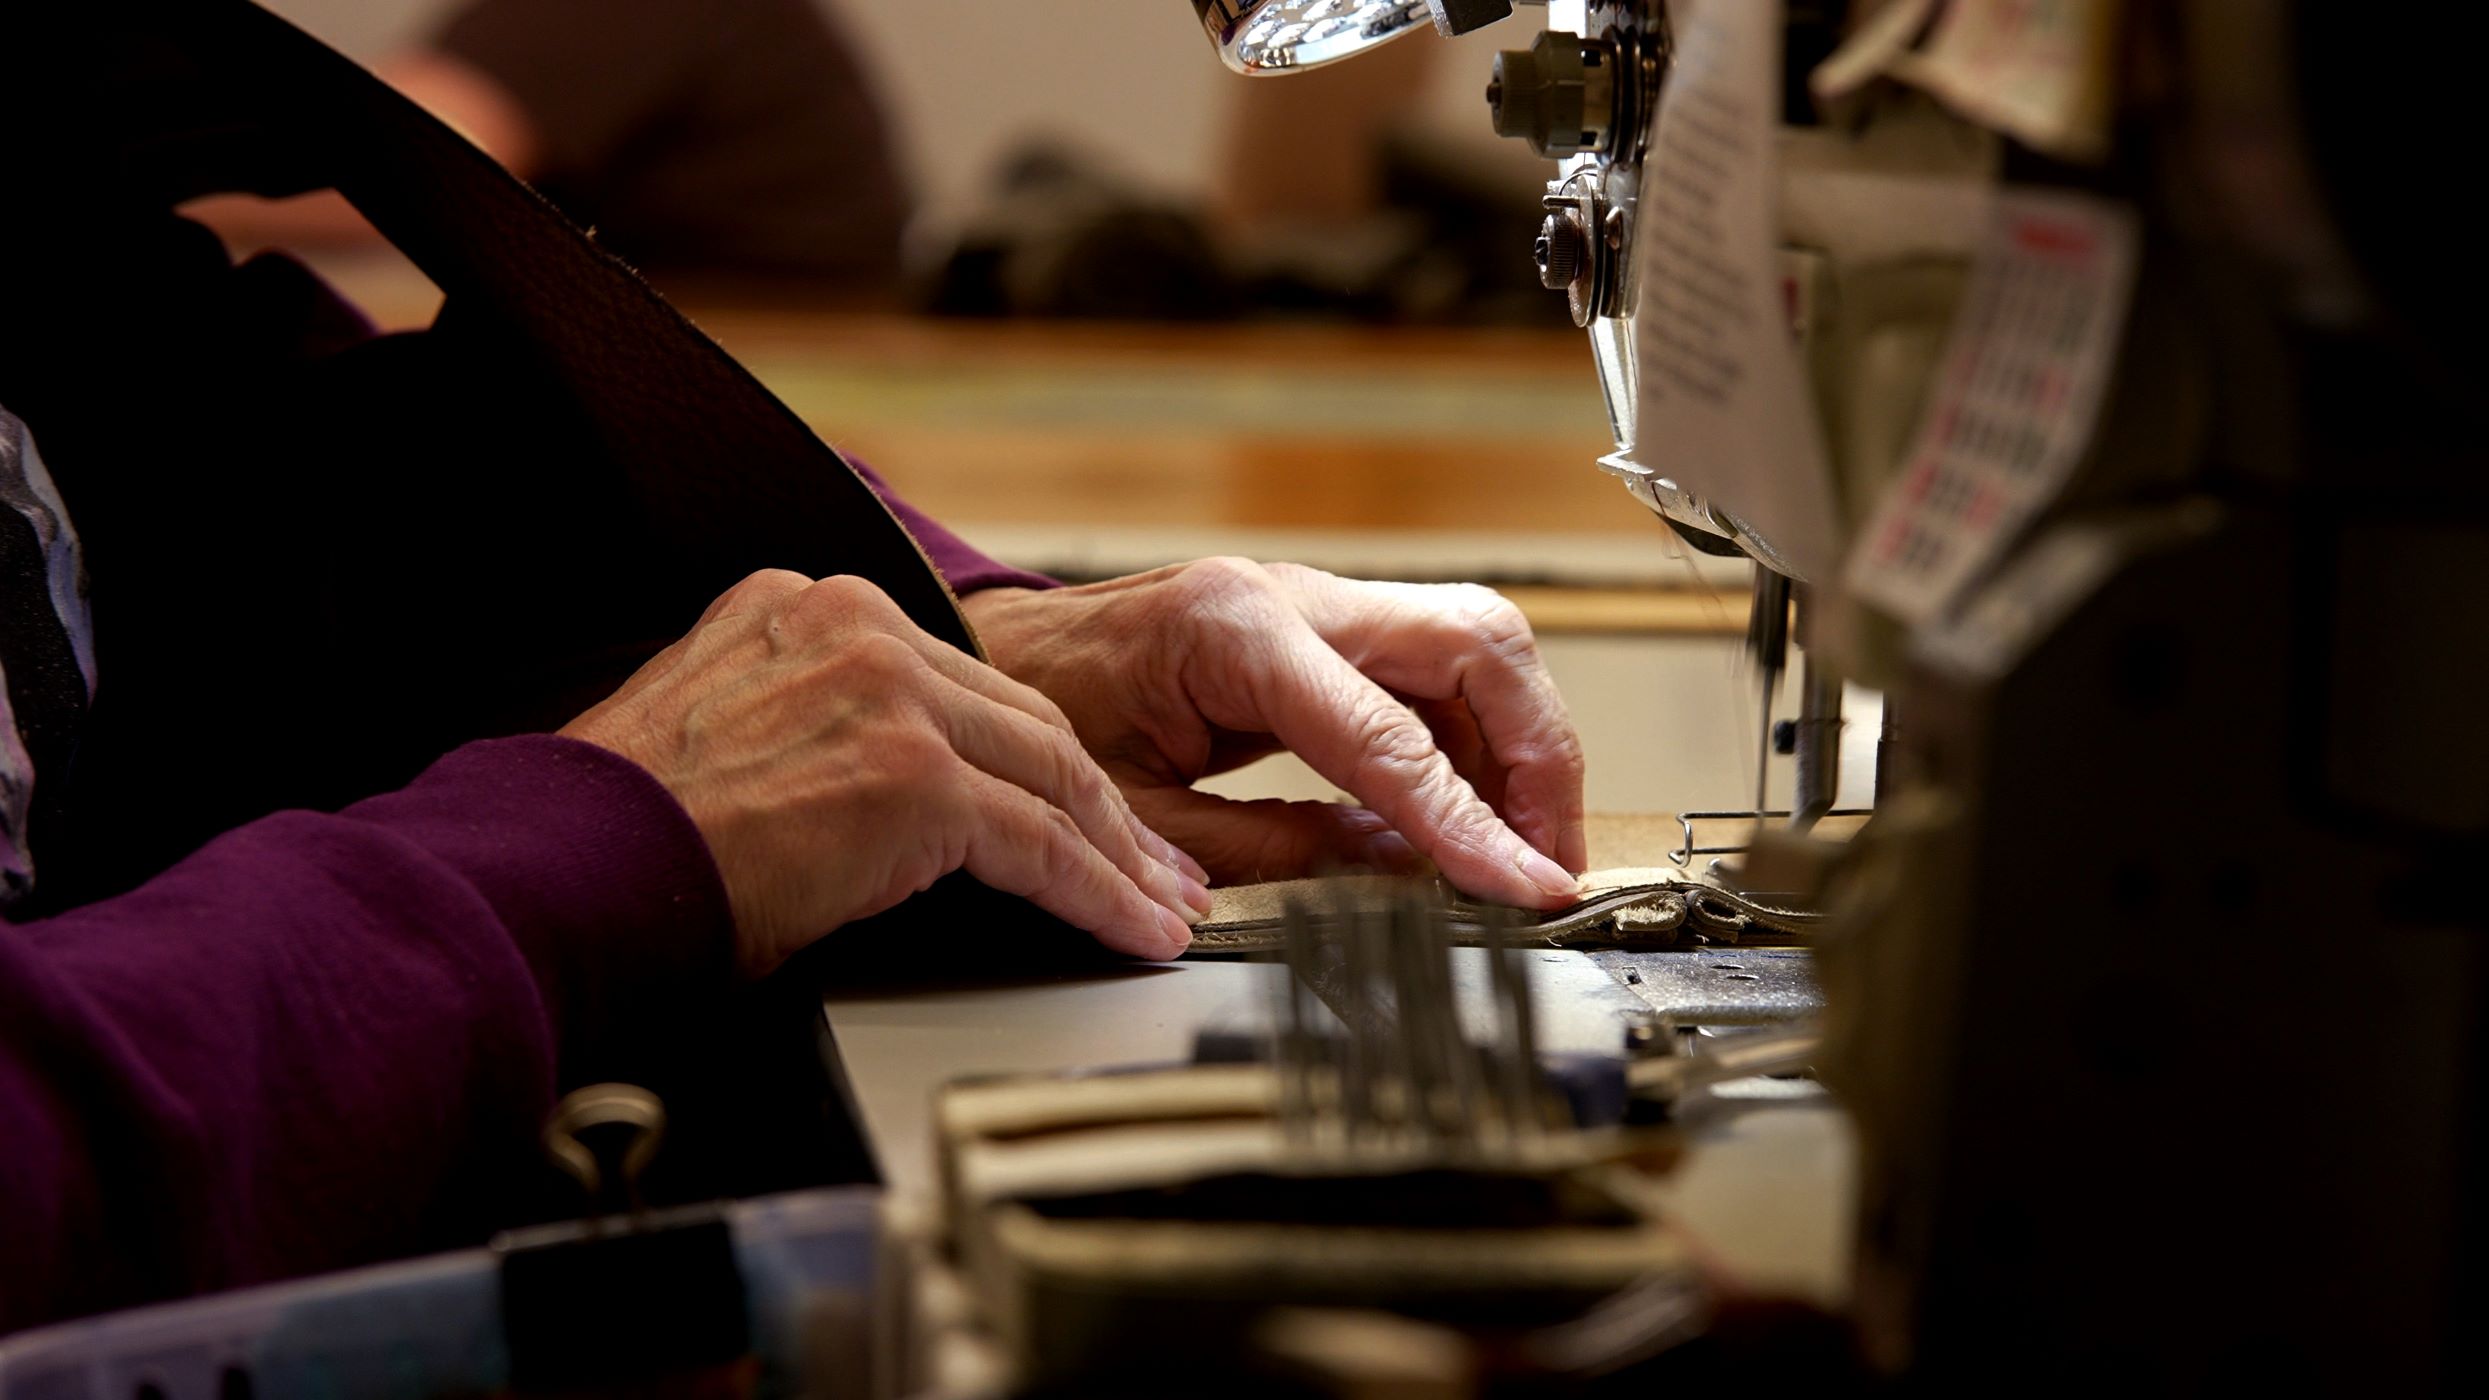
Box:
[1505, 924, 1541, 1141]
[1337, 889, 1374, 1146]
[1482, 909, 1537, 1144]
[1270, 880, 1576, 1161]
[1279, 897, 1316, 1143]
[1746, 568, 1792, 824]
[1389, 891, 1437, 1144]
[1874, 695, 1900, 805]
[1791, 650, 1845, 831]
[1424, 896, 1480, 1149]
[1788, 585, 1845, 832]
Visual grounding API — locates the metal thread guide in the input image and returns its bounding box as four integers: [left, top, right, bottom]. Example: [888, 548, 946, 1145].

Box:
[1269, 887, 1546, 1159]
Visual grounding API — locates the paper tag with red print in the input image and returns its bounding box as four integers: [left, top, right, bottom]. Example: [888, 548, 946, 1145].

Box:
[1845, 188, 2138, 626]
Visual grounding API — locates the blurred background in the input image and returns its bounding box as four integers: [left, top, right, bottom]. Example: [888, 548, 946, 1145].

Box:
[244, 0, 1541, 260]
[214, 0, 1861, 817]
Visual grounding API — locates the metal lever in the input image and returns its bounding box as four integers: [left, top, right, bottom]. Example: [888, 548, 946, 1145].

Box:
[542, 1082, 666, 1217]
[1270, 885, 1548, 1156]
[1746, 569, 1793, 826]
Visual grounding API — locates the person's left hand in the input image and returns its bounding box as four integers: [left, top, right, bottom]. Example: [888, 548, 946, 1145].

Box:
[960, 559, 1586, 909]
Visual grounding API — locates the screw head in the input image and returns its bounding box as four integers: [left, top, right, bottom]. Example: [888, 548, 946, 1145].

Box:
[1536, 211, 1587, 290]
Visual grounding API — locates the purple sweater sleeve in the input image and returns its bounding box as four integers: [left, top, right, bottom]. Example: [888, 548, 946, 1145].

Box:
[0, 736, 734, 1333]
[844, 457, 1055, 596]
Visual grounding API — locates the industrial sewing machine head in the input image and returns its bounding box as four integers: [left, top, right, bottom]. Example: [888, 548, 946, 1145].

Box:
[1168, 1, 2489, 1392]
[1198, 1, 1960, 840]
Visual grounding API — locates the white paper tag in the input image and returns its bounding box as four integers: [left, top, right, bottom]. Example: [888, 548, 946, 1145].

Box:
[1844, 188, 2139, 626]
[1895, 0, 2122, 164]
[1631, 0, 1839, 580]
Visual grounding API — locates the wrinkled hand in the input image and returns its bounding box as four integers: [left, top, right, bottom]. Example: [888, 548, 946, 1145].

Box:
[562, 571, 1209, 974]
[961, 559, 1586, 908]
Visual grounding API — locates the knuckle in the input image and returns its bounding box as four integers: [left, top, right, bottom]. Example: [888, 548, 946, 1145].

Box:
[811, 573, 887, 606]
[1259, 560, 1326, 592]
[1179, 555, 1278, 609]
[1506, 728, 1588, 788]
[1032, 801, 1086, 853]
[1449, 583, 1531, 647]
[795, 573, 899, 627]
[878, 728, 955, 787]
[1554, 718, 1587, 759]
[744, 567, 812, 592]
[725, 568, 810, 608]
[837, 630, 927, 685]
[1349, 704, 1437, 783]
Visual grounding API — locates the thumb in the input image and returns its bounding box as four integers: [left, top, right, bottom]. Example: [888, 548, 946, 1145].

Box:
[1127, 787, 1426, 888]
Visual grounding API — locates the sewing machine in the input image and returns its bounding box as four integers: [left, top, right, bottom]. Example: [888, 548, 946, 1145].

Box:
[859, 1, 2483, 1391]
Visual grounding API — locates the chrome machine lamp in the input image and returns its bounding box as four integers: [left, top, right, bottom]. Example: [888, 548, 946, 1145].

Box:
[1192, 1, 1517, 74]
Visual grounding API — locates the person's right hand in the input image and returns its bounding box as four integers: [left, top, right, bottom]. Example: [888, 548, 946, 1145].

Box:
[560, 571, 1209, 975]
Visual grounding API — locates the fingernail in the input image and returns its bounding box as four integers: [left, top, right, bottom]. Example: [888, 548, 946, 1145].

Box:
[1146, 831, 1210, 886]
[1156, 906, 1195, 957]
[1144, 858, 1209, 922]
[1178, 872, 1215, 919]
[1357, 831, 1423, 874]
[1149, 844, 1212, 917]
[1517, 846, 1578, 901]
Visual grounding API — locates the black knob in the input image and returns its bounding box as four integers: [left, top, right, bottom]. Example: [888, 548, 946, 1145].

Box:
[1488, 31, 1616, 158]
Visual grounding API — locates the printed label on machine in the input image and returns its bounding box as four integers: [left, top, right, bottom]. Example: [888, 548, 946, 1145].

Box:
[1631, 0, 1840, 581]
[1844, 188, 2138, 627]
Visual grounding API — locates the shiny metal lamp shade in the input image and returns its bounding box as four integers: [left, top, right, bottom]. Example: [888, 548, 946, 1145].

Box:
[1190, 0, 1513, 74]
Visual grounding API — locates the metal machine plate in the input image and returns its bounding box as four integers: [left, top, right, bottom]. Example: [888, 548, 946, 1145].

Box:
[1588, 947, 1823, 1026]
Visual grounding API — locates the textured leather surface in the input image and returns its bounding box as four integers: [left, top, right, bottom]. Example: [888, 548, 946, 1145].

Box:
[1186, 870, 1819, 954]
[1184, 813, 1828, 953]
[1188, 870, 1689, 949]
